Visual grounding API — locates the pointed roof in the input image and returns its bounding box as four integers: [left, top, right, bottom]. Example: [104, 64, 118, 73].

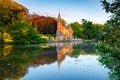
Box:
[58, 12, 60, 19]
[58, 12, 62, 23]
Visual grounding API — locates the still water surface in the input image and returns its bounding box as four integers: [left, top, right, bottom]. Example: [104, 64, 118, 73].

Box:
[0, 42, 109, 80]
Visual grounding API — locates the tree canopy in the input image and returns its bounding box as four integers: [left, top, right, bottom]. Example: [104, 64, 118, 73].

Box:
[0, 0, 46, 43]
[100, 0, 120, 50]
[27, 14, 57, 34]
[0, 0, 28, 26]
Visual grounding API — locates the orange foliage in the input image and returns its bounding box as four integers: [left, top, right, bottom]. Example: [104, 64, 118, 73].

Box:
[27, 13, 57, 34]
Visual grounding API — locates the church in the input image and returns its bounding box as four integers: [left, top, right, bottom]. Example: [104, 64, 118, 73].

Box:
[56, 12, 73, 40]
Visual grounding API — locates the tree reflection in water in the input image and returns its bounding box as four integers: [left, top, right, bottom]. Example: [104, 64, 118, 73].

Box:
[30, 43, 74, 68]
[0, 44, 42, 80]
[0, 42, 100, 80]
[30, 42, 96, 68]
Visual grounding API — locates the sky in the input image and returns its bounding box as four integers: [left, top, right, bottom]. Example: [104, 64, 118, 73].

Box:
[15, 0, 111, 24]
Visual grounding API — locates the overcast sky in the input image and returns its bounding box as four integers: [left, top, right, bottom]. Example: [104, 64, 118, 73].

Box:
[15, 0, 111, 24]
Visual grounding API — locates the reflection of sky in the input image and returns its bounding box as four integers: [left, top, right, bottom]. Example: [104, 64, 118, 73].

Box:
[15, 0, 112, 24]
[20, 54, 109, 80]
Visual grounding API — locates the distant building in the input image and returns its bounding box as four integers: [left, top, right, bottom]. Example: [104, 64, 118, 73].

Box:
[56, 12, 73, 40]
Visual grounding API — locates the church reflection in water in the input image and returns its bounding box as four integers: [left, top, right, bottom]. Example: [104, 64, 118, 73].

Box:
[1, 42, 118, 80]
[56, 43, 73, 68]
[30, 43, 74, 68]
[0, 42, 99, 80]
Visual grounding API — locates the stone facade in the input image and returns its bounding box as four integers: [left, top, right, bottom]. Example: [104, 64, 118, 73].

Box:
[56, 12, 73, 40]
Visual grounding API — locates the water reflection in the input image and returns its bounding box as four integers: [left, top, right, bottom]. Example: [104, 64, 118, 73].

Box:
[30, 43, 74, 68]
[0, 42, 110, 80]
[56, 43, 73, 68]
[0, 44, 42, 80]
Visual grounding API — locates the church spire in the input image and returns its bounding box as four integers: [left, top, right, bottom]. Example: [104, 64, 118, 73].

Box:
[58, 11, 61, 21]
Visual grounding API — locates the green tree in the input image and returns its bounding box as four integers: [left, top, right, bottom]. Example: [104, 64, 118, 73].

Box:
[92, 24, 105, 41]
[11, 20, 46, 44]
[0, 0, 28, 43]
[81, 19, 93, 39]
[81, 19, 105, 40]
[97, 42, 120, 80]
[96, 1, 120, 79]
[100, 0, 120, 50]
[70, 22, 82, 38]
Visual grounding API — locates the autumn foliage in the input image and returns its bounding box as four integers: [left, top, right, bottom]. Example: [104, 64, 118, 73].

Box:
[27, 13, 57, 34]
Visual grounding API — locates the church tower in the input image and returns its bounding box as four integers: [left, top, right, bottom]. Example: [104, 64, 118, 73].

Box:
[57, 12, 61, 30]
[56, 12, 64, 40]
[56, 12, 73, 40]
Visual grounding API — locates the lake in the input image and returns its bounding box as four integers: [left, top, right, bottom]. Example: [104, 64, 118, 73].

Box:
[0, 42, 110, 80]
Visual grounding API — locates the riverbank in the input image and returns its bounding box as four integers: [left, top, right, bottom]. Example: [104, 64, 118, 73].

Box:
[48, 39, 83, 43]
